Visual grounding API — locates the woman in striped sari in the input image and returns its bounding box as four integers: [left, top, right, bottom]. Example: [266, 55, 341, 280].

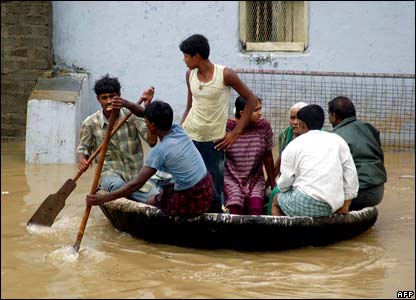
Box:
[223, 96, 275, 215]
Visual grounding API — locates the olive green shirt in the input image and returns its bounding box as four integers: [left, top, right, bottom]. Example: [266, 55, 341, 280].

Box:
[333, 116, 387, 189]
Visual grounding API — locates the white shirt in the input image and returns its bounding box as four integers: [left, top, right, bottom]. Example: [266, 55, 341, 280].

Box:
[276, 130, 359, 212]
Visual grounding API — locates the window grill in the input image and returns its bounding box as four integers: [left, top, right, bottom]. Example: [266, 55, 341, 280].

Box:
[230, 69, 415, 152]
[240, 1, 308, 52]
[246, 1, 291, 43]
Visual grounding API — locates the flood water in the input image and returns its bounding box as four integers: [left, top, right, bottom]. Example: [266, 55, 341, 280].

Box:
[1, 142, 415, 299]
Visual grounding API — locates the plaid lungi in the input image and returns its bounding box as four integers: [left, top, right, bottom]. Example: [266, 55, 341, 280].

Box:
[278, 189, 332, 217]
[154, 172, 213, 217]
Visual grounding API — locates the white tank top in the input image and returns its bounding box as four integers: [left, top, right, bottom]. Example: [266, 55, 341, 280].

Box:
[182, 64, 231, 142]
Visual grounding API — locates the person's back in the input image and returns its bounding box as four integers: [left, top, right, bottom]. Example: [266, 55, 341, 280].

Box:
[148, 123, 207, 191]
[333, 118, 386, 189]
[143, 102, 214, 216]
[282, 129, 357, 211]
[328, 96, 387, 210]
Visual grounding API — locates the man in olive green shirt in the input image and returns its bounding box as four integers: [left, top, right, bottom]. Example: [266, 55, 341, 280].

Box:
[77, 74, 159, 202]
[328, 96, 387, 210]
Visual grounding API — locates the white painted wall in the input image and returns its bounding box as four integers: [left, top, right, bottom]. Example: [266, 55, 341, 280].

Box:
[25, 73, 90, 164]
[26, 99, 76, 163]
[52, 1, 415, 120]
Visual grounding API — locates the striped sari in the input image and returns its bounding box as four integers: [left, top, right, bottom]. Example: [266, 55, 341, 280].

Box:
[224, 118, 273, 209]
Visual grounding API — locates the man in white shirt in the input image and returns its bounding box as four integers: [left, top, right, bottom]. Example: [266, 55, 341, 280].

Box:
[271, 104, 359, 217]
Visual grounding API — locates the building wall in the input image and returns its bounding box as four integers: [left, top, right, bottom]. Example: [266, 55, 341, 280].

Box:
[51, 1, 415, 119]
[2, 1, 414, 141]
[1, 1, 53, 141]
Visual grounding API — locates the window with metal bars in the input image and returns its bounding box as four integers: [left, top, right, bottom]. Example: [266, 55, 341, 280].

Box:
[240, 1, 308, 52]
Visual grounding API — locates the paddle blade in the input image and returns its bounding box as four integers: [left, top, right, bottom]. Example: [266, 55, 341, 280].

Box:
[27, 179, 77, 227]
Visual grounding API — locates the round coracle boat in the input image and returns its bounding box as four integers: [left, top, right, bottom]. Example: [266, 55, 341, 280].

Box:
[100, 198, 378, 251]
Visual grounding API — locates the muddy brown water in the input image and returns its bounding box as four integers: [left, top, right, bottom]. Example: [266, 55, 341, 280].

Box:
[1, 142, 414, 299]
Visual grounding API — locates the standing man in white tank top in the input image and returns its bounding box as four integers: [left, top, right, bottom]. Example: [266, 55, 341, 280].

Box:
[179, 34, 258, 213]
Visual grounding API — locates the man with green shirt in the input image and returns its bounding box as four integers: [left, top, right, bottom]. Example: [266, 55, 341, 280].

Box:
[328, 96, 387, 210]
[77, 74, 159, 202]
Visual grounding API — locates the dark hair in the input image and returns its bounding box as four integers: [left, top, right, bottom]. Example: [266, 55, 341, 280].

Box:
[234, 96, 262, 119]
[144, 100, 173, 131]
[297, 104, 325, 130]
[179, 34, 210, 59]
[94, 74, 121, 96]
[328, 96, 356, 120]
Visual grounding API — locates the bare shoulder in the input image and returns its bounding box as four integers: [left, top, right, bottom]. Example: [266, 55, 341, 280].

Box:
[223, 66, 237, 77]
[223, 67, 240, 86]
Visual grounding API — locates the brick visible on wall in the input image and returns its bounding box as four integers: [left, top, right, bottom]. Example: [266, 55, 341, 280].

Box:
[1, 1, 52, 141]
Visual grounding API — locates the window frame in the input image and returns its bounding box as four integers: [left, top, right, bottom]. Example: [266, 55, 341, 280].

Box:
[239, 1, 309, 52]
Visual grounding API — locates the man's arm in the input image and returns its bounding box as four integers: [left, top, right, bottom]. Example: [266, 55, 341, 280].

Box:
[112, 86, 155, 117]
[141, 87, 158, 146]
[86, 166, 157, 205]
[338, 140, 359, 214]
[215, 68, 256, 150]
[336, 199, 352, 214]
[274, 130, 286, 178]
[181, 70, 193, 125]
[112, 96, 144, 117]
[140, 86, 155, 107]
[114, 87, 157, 147]
[341, 143, 359, 201]
[276, 148, 296, 192]
[77, 122, 94, 172]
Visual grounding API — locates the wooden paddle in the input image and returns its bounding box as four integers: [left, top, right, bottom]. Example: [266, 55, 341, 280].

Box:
[73, 107, 119, 252]
[26, 110, 134, 227]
